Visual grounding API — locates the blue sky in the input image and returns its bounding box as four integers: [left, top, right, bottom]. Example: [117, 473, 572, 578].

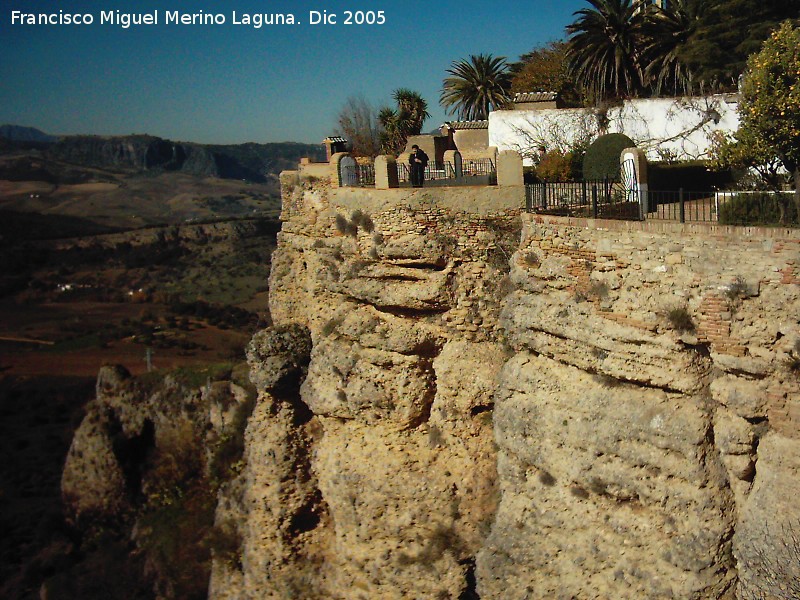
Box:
[1, 0, 587, 144]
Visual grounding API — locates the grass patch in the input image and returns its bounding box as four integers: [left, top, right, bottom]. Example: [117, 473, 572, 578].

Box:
[666, 306, 695, 332]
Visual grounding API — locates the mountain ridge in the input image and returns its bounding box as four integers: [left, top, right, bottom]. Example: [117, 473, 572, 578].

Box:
[0, 126, 326, 183]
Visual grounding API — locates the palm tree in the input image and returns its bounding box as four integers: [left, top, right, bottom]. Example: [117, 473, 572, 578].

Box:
[378, 89, 430, 155]
[440, 54, 512, 121]
[639, 0, 700, 95]
[393, 88, 430, 134]
[566, 0, 646, 102]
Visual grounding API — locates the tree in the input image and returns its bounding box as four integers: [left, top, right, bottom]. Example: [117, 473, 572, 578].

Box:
[563, 0, 800, 99]
[378, 88, 430, 155]
[439, 54, 512, 121]
[639, 0, 700, 95]
[735, 21, 800, 213]
[565, 0, 645, 102]
[509, 40, 583, 106]
[335, 95, 382, 157]
[675, 0, 800, 91]
[393, 88, 430, 133]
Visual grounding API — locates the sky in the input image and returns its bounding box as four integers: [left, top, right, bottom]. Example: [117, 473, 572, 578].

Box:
[1, 0, 588, 145]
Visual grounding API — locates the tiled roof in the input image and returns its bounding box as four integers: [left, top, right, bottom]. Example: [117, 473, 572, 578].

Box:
[444, 120, 489, 130]
[513, 91, 558, 103]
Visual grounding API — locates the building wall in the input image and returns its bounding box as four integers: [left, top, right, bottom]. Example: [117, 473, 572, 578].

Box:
[489, 94, 740, 165]
[452, 128, 489, 153]
[512, 100, 558, 110]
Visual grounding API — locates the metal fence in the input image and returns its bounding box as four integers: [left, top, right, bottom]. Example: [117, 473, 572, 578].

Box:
[398, 158, 496, 187]
[340, 164, 376, 187]
[461, 158, 496, 177]
[525, 183, 798, 227]
[397, 160, 455, 184]
[525, 180, 642, 220]
[711, 190, 797, 226]
[646, 189, 717, 222]
[647, 190, 798, 225]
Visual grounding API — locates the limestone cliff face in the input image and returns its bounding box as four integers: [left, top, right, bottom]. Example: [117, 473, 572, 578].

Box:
[210, 179, 516, 599]
[214, 174, 800, 599]
[60, 364, 254, 598]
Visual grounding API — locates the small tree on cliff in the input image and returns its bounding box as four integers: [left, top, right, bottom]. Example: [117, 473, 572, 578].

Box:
[735, 21, 800, 214]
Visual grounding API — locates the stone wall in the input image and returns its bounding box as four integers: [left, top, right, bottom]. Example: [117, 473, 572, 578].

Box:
[215, 174, 800, 599]
[481, 214, 800, 599]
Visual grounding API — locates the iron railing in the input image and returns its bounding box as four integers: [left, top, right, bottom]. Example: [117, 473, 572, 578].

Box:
[646, 189, 717, 222]
[714, 190, 798, 226]
[647, 190, 798, 225]
[340, 164, 376, 187]
[461, 158, 496, 177]
[397, 158, 496, 187]
[397, 160, 456, 184]
[525, 180, 642, 220]
[525, 184, 798, 227]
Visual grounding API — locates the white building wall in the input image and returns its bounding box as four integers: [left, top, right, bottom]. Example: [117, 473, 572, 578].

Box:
[489, 94, 740, 166]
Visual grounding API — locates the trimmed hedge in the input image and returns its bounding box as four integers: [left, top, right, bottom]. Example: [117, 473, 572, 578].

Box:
[649, 161, 734, 191]
[582, 134, 635, 181]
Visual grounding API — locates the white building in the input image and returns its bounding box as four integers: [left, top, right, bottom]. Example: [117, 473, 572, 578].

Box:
[488, 94, 740, 165]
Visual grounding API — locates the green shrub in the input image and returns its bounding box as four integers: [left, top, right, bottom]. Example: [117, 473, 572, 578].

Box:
[208, 395, 257, 483]
[535, 151, 575, 182]
[522, 251, 540, 267]
[666, 306, 695, 333]
[718, 192, 798, 226]
[582, 133, 635, 181]
[725, 276, 748, 301]
[206, 520, 243, 570]
[361, 214, 375, 233]
[137, 482, 216, 600]
[786, 340, 800, 373]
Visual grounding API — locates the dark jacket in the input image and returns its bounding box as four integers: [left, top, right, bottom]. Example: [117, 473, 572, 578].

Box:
[410, 149, 428, 168]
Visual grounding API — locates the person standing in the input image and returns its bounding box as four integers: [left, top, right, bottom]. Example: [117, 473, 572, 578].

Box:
[409, 144, 428, 188]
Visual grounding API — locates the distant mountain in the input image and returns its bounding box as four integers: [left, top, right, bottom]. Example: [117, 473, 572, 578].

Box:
[0, 132, 327, 183]
[0, 124, 58, 143]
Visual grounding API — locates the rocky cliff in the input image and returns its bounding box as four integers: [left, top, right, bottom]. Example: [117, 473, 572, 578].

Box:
[44, 136, 325, 182]
[62, 172, 800, 599]
[216, 174, 800, 599]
